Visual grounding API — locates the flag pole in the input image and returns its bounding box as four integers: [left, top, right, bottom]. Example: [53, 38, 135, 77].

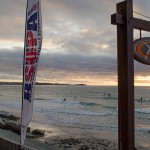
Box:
[20, 0, 28, 146]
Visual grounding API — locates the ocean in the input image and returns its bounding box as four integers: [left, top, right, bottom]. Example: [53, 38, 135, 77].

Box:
[0, 85, 150, 148]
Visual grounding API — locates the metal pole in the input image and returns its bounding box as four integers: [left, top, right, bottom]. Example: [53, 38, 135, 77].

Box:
[116, 1, 135, 150]
[21, 0, 28, 146]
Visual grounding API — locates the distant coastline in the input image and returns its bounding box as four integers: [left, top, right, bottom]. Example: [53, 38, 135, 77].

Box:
[0, 82, 86, 86]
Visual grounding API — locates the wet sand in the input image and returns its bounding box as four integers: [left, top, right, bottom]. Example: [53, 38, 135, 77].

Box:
[0, 120, 150, 150]
[0, 106, 150, 150]
[0, 128, 149, 150]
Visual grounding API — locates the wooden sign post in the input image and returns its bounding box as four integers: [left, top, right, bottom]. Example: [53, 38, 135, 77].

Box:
[111, 0, 150, 150]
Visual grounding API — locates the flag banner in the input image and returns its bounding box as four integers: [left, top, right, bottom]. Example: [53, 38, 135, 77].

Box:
[21, 0, 42, 145]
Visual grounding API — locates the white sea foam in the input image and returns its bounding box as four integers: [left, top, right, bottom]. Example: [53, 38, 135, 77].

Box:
[43, 109, 114, 116]
[50, 99, 79, 104]
[49, 99, 100, 106]
[135, 108, 150, 114]
[135, 127, 150, 132]
[0, 100, 21, 109]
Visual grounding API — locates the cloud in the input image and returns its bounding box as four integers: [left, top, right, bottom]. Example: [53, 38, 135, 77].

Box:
[0, 47, 117, 84]
[0, 0, 25, 41]
[39, 52, 117, 74]
[0, 0, 118, 53]
[0, 47, 117, 73]
[0, 0, 150, 85]
[1, 46, 150, 85]
[134, 0, 150, 16]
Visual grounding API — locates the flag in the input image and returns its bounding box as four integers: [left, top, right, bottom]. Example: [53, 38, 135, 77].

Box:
[21, 0, 42, 145]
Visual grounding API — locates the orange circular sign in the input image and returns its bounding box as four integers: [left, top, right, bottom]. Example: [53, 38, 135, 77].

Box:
[133, 37, 150, 65]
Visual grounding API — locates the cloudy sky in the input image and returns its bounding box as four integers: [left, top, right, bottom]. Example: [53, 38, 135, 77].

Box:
[0, 0, 150, 86]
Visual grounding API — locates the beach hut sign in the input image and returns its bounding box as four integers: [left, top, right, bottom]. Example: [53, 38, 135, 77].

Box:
[133, 37, 150, 65]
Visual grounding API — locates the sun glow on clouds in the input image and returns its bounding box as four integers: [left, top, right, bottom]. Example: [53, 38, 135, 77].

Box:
[4, 71, 150, 86]
[101, 44, 109, 49]
[42, 38, 62, 50]
[80, 29, 89, 33]
[0, 41, 24, 49]
[36, 69, 117, 86]
[0, 73, 22, 82]
[136, 76, 150, 81]
[135, 76, 150, 86]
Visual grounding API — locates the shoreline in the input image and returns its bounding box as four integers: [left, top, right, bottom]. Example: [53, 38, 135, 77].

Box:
[0, 110, 119, 150]
[0, 110, 150, 149]
[0, 105, 149, 150]
[0, 127, 149, 150]
[0, 82, 87, 86]
[0, 112, 118, 150]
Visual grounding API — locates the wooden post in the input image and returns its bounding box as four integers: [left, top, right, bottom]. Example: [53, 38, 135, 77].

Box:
[111, 0, 150, 150]
[117, 1, 135, 150]
[112, 0, 135, 150]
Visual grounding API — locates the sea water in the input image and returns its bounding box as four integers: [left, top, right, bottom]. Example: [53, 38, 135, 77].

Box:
[0, 85, 150, 148]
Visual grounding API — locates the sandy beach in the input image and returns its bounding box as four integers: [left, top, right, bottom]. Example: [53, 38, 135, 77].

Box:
[0, 110, 119, 150]
[29, 122, 150, 150]
[0, 116, 149, 150]
[0, 126, 119, 150]
[0, 127, 149, 150]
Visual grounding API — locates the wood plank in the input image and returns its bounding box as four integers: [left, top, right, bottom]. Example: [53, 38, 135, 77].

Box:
[111, 14, 150, 32]
[133, 18, 150, 32]
[111, 13, 124, 25]
[0, 137, 35, 150]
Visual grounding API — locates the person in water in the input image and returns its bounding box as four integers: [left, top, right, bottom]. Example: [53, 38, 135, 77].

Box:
[140, 97, 143, 105]
[64, 98, 66, 101]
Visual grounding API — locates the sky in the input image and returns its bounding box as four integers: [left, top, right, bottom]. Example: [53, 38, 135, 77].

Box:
[0, 0, 150, 86]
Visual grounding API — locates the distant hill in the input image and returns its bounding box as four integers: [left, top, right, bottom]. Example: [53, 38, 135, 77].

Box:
[0, 82, 22, 85]
[0, 82, 86, 86]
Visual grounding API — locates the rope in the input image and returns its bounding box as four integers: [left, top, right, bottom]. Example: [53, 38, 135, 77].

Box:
[133, 11, 150, 20]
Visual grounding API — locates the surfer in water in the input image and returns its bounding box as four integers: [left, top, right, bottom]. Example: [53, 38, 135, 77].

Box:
[140, 97, 143, 105]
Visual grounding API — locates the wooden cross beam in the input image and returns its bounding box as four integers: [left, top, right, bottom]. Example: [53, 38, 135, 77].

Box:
[111, 1, 150, 150]
[111, 14, 150, 32]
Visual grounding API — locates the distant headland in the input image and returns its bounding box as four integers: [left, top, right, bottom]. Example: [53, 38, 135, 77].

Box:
[0, 82, 86, 86]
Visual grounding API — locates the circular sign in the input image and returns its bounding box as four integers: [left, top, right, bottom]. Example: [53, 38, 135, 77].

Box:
[133, 37, 150, 65]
